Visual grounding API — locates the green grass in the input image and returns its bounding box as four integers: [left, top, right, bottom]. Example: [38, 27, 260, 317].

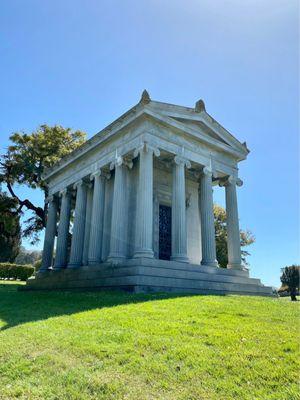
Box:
[0, 282, 299, 400]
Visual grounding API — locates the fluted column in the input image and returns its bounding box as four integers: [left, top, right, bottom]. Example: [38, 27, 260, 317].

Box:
[108, 155, 130, 261]
[54, 189, 71, 269]
[199, 167, 218, 267]
[68, 180, 88, 268]
[88, 170, 106, 264]
[171, 155, 191, 262]
[40, 196, 58, 271]
[224, 176, 243, 269]
[82, 185, 93, 265]
[133, 143, 160, 258]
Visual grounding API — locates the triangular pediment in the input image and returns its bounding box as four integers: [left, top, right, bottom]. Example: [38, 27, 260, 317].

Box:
[44, 93, 249, 180]
[169, 117, 230, 146]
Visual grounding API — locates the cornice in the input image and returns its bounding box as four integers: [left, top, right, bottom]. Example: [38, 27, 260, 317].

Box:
[43, 96, 249, 182]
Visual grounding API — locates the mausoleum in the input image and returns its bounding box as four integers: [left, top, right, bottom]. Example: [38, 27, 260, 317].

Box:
[25, 91, 273, 295]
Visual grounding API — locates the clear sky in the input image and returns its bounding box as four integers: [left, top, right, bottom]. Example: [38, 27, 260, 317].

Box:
[0, 0, 299, 288]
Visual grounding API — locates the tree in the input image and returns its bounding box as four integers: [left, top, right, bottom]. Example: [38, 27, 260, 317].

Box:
[214, 204, 255, 268]
[0, 125, 86, 243]
[0, 191, 21, 262]
[280, 265, 300, 301]
[14, 246, 42, 265]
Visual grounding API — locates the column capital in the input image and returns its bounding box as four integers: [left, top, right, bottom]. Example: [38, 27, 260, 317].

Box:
[110, 154, 133, 170]
[73, 179, 86, 190]
[174, 155, 191, 169]
[219, 175, 243, 187]
[45, 194, 57, 204]
[134, 142, 160, 158]
[59, 188, 70, 198]
[202, 166, 213, 177]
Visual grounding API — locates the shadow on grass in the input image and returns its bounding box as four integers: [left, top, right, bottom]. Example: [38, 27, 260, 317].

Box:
[0, 281, 196, 331]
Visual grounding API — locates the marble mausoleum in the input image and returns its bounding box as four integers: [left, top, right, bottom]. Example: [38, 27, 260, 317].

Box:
[25, 91, 273, 295]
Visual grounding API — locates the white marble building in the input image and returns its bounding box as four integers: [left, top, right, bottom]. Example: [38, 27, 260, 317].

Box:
[25, 91, 273, 295]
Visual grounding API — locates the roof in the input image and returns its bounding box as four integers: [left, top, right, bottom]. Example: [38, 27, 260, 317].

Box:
[43, 91, 249, 180]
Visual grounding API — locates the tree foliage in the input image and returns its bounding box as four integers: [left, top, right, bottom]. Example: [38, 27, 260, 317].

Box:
[0, 191, 21, 262]
[214, 204, 255, 268]
[14, 246, 42, 265]
[280, 265, 300, 301]
[0, 125, 86, 243]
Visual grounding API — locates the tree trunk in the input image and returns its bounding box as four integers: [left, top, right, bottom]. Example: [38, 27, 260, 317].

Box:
[290, 288, 297, 301]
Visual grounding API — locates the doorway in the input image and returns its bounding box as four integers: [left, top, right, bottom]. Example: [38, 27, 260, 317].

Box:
[159, 204, 172, 260]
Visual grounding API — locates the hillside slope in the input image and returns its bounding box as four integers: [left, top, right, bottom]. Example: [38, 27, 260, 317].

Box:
[0, 282, 299, 400]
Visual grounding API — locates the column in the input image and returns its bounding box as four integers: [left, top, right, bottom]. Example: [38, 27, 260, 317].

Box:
[133, 143, 160, 258]
[199, 167, 218, 267]
[68, 180, 88, 268]
[108, 157, 128, 261]
[171, 155, 191, 262]
[54, 189, 71, 269]
[224, 176, 243, 269]
[82, 185, 93, 265]
[88, 171, 106, 264]
[40, 196, 58, 271]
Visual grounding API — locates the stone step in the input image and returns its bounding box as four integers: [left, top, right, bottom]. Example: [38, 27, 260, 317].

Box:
[26, 271, 273, 296]
[32, 264, 261, 287]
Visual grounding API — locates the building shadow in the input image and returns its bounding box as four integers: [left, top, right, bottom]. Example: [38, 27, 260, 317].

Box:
[0, 282, 200, 331]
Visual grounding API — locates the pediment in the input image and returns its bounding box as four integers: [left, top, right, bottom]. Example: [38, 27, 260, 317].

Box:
[170, 117, 229, 146]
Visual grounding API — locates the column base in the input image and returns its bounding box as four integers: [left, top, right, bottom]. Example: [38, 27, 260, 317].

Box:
[133, 250, 154, 259]
[201, 260, 219, 268]
[53, 265, 66, 270]
[37, 268, 51, 274]
[171, 255, 189, 263]
[227, 263, 244, 270]
[67, 262, 82, 269]
[88, 259, 102, 266]
[107, 255, 126, 265]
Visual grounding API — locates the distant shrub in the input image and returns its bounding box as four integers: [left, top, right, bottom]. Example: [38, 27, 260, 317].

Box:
[33, 259, 42, 271]
[0, 263, 34, 281]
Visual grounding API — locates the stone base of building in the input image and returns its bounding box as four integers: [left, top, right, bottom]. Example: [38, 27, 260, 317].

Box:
[22, 258, 274, 296]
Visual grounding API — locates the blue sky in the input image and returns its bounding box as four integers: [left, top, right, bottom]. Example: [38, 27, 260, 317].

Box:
[0, 0, 298, 287]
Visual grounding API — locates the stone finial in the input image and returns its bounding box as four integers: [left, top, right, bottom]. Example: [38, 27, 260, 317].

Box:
[195, 99, 206, 112]
[140, 89, 151, 104]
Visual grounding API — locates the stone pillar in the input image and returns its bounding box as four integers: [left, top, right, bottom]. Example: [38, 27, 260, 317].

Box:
[108, 156, 130, 262]
[199, 167, 218, 267]
[82, 185, 93, 265]
[54, 189, 71, 269]
[40, 196, 58, 271]
[171, 155, 191, 263]
[68, 180, 88, 268]
[133, 143, 160, 258]
[224, 176, 243, 269]
[88, 171, 106, 265]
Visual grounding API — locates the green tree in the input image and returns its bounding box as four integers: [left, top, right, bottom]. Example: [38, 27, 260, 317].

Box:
[14, 246, 42, 265]
[0, 191, 21, 262]
[280, 265, 300, 301]
[214, 204, 255, 268]
[0, 125, 86, 243]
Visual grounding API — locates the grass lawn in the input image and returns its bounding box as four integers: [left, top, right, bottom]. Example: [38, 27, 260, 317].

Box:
[0, 281, 299, 400]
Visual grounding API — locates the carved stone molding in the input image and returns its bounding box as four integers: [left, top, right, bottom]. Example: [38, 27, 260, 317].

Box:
[134, 142, 160, 158]
[174, 155, 191, 169]
[219, 175, 243, 187]
[73, 179, 86, 190]
[202, 166, 213, 177]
